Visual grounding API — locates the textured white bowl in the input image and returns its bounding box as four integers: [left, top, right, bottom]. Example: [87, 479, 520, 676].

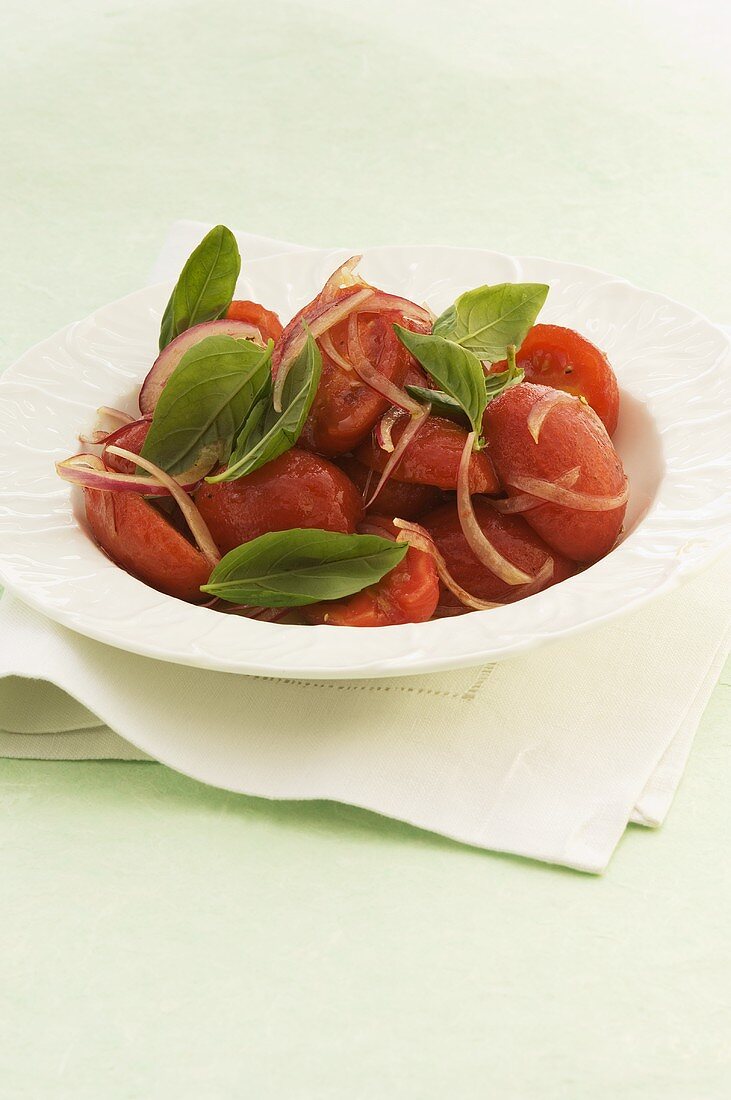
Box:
[1, 245, 730, 678]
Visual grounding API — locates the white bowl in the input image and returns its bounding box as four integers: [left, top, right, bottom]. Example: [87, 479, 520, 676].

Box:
[1, 245, 730, 678]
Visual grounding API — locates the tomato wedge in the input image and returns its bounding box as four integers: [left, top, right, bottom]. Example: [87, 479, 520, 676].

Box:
[491, 324, 619, 434]
[226, 300, 283, 343]
[304, 516, 439, 626]
[84, 488, 211, 602]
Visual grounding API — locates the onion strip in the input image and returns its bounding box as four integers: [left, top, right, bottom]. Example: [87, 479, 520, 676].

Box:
[318, 330, 353, 373]
[375, 407, 406, 453]
[56, 453, 199, 497]
[272, 287, 375, 411]
[79, 406, 137, 444]
[347, 314, 423, 415]
[488, 467, 581, 514]
[507, 471, 629, 511]
[526, 390, 576, 443]
[106, 446, 221, 567]
[365, 404, 430, 508]
[457, 432, 533, 586]
[393, 520, 502, 611]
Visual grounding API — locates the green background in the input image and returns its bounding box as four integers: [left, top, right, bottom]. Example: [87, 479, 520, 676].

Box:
[2, 1, 730, 1095]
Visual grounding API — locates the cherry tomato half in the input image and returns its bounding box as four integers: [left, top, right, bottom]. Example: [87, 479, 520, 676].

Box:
[422, 500, 574, 606]
[336, 455, 443, 520]
[226, 300, 283, 343]
[303, 516, 439, 626]
[355, 415, 499, 494]
[196, 448, 363, 554]
[483, 382, 627, 562]
[273, 285, 429, 457]
[492, 324, 619, 434]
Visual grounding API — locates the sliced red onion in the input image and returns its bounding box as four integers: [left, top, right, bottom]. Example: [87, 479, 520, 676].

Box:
[320, 256, 432, 329]
[507, 470, 629, 511]
[488, 467, 581, 514]
[106, 446, 221, 566]
[318, 330, 353, 372]
[375, 407, 407, 453]
[272, 287, 375, 411]
[56, 453, 199, 496]
[457, 432, 533, 586]
[358, 291, 432, 327]
[79, 406, 137, 444]
[526, 390, 577, 443]
[393, 519, 502, 611]
[139, 319, 263, 415]
[365, 404, 431, 509]
[512, 555, 554, 597]
[347, 314, 424, 416]
[321, 255, 368, 301]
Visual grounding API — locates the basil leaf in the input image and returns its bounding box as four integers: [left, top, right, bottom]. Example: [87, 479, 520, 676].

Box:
[140, 335, 272, 476]
[406, 361, 525, 423]
[484, 361, 524, 399]
[207, 331, 322, 483]
[159, 225, 241, 350]
[405, 385, 466, 422]
[201, 528, 408, 607]
[432, 282, 549, 362]
[393, 325, 486, 441]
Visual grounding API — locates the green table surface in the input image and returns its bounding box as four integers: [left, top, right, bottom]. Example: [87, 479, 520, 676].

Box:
[2, 2, 730, 1096]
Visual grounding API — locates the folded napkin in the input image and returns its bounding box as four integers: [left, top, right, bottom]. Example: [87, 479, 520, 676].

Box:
[1, 221, 729, 874]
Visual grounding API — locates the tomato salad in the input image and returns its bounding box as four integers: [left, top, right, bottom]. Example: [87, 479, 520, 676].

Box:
[57, 226, 628, 627]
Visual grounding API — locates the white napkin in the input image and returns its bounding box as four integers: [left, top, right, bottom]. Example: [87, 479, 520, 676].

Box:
[1, 221, 729, 874]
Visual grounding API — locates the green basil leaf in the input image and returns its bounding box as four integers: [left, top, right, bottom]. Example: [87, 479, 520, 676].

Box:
[404, 384, 467, 422]
[432, 282, 549, 362]
[140, 335, 273, 476]
[201, 528, 408, 607]
[393, 325, 486, 441]
[406, 361, 525, 424]
[484, 361, 524, 399]
[207, 330, 322, 483]
[159, 225, 241, 350]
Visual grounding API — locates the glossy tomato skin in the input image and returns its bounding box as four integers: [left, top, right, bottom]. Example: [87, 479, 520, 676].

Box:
[273, 286, 429, 457]
[195, 448, 363, 554]
[84, 488, 211, 602]
[303, 516, 439, 627]
[355, 415, 499, 494]
[336, 456, 443, 520]
[422, 501, 574, 606]
[226, 300, 283, 343]
[483, 382, 627, 562]
[102, 418, 151, 473]
[492, 324, 619, 434]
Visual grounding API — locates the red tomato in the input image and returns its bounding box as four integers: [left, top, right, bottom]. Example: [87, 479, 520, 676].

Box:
[226, 300, 283, 343]
[303, 516, 439, 626]
[483, 382, 627, 562]
[102, 418, 151, 473]
[492, 324, 619, 434]
[195, 448, 363, 553]
[422, 501, 574, 606]
[355, 415, 499, 493]
[273, 287, 428, 457]
[84, 488, 211, 602]
[336, 456, 442, 520]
